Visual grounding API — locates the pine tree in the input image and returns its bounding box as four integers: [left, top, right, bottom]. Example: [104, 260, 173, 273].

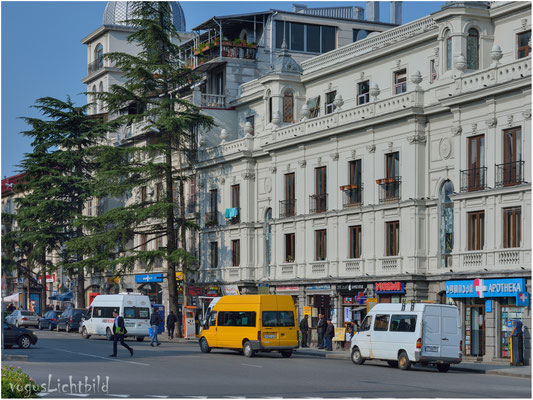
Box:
[16, 97, 117, 310]
[69, 2, 213, 323]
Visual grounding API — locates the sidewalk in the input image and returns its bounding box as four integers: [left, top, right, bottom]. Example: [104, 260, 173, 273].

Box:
[294, 347, 532, 379]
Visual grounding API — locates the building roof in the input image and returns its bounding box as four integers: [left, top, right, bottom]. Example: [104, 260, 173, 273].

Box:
[1, 173, 25, 195]
[103, 1, 187, 32]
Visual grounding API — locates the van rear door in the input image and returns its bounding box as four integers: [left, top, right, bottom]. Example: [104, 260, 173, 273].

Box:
[261, 311, 280, 347]
[422, 306, 442, 358]
[441, 306, 461, 359]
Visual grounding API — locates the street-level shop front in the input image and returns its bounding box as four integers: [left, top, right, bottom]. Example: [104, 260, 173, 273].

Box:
[374, 281, 405, 303]
[446, 278, 530, 361]
[337, 283, 368, 330]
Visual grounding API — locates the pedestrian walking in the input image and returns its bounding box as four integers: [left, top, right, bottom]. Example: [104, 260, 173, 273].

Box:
[325, 319, 335, 351]
[166, 310, 177, 339]
[316, 314, 326, 349]
[109, 310, 133, 358]
[150, 307, 161, 347]
[299, 315, 309, 348]
[511, 319, 524, 366]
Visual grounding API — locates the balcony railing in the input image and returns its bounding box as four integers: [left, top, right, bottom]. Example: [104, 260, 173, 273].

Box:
[225, 207, 240, 225]
[279, 199, 296, 218]
[309, 194, 328, 213]
[341, 184, 363, 208]
[460, 167, 487, 192]
[200, 93, 227, 108]
[187, 197, 198, 214]
[205, 212, 217, 227]
[495, 161, 525, 187]
[88, 59, 104, 75]
[377, 177, 401, 203]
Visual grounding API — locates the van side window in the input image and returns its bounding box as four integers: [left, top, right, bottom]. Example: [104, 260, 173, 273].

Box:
[390, 315, 417, 332]
[209, 311, 217, 327]
[360, 316, 372, 331]
[124, 307, 135, 319]
[262, 311, 295, 327]
[218, 311, 256, 327]
[374, 314, 390, 331]
[93, 307, 115, 318]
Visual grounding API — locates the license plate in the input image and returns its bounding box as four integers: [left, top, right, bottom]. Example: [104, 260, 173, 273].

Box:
[264, 334, 276, 339]
[425, 346, 439, 352]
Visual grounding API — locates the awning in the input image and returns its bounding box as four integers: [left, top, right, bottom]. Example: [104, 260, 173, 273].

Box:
[48, 295, 58, 300]
[56, 291, 73, 301]
[2, 293, 20, 303]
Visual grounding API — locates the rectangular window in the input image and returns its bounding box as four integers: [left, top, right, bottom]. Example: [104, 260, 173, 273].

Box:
[385, 152, 400, 178]
[140, 234, 147, 251]
[349, 226, 362, 259]
[137, 308, 150, 319]
[290, 22, 305, 52]
[285, 233, 295, 262]
[517, 30, 531, 58]
[217, 311, 256, 327]
[394, 69, 407, 94]
[349, 160, 362, 186]
[430, 59, 437, 83]
[358, 80, 370, 105]
[262, 311, 295, 327]
[446, 37, 452, 71]
[315, 229, 327, 261]
[155, 235, 163, 249]
[373, 314, 390, 331]
[503, 207, 521, 248]
[275, 21, 336, 54]
[386, 221, 400, 256]
[232, 239, 240, 266]
[307, 24, 321, 53]
[231, 184, 240, 208]
[390, 315, 417, 332]
[315, 166, 327, 195]
[283, 172, 295, 217]
[321, 25, 336, 53]
[468, 211, 485, 251]
[245, 115, 255, 136]
[468, 135, 485, 190]
[210, 189, 218, 213]
[210, 242, 218, 268]
[93, 307, 115, 318]
[141, 186, 147, 202]
[156, 182, 163, 202]
[503, 128, 522, 164]
[325, 91, 336, 114]
[308, 96, 321, 118]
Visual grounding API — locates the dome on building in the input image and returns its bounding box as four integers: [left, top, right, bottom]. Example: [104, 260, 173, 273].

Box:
[272, 40, 303, 75]
[103, 1, 186, 32]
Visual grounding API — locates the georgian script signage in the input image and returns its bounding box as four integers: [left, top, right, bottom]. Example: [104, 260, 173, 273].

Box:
[375, 281, 405, 294]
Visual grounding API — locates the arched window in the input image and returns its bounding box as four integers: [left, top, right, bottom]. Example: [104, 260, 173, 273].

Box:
[444, 30, 452, 71]
[467, 28, 479, 70]
[282, 90, 294, 123]
[440, 181, 454, 268]
[98, 81, 104, 114]
[95, 43, 103, 68]
[264, 208, 272, 275]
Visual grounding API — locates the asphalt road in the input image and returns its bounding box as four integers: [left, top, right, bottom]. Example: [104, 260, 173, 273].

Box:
[3, 329, 531, 398]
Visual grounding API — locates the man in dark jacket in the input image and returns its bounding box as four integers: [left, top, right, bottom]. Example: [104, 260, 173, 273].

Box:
[325, 319, 335, 351]
[150, 307, 161, 347]
[299, 315, 309, 348]
[316, 314, 326, 349]
[109, 310, 133, 357]
[166, 310, 178, 339]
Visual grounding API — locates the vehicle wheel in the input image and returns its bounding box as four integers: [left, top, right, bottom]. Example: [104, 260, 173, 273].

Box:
[436, 363, 450, 373]
[280, 350, 293, 358]
[66, 324, 71, 333]
[199, 337, 211, 353]
[48, 323, 53, 331]
[243, 341, 255, 358]
[136, 336, 144, 342]
[81, 327, 91, 339]
[56, 323, 61, 331]
[351, 347, 365, 365]
[106, 328, 113, 341]
[398, 351, 411, 371]
[387, 360, 399, 368]
[18, 335, 31, 349]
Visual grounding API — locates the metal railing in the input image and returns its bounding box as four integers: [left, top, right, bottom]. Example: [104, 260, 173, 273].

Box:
[495, 161, 524, 187]
[378, 177, 401, 203]
[460, 167, 487, 192]
[279, 199, 296, 218]
[205, 212, 218, 226]
[310, 194, 328, 213]
[88, 59, 104, 75]
[342, 185, 363, 208]
[226, 207, 240, 224]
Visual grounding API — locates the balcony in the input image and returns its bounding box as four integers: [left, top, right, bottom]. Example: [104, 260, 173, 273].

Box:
[341, 184, 363, 208]
[377, 177, 401, 203]
[191, 40, 258, 70]
[495, 161, 525, 187]
[225, 207, 240, 225]
[279, 199, 296, 218]
[205, 212, 218, 227]
[379, 256, 402, 272]
[186, 197, 198, 215]
[340, 259, 364, 277]
[460, 167, 487, 192]
[200, 93, 226, 108]
[88, 59, 104, 75]
[309, 194, 328, 213]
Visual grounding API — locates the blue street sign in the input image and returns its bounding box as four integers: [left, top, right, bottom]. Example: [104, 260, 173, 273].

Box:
[446, 278, 527, 305]
[135, 274, 164, 283]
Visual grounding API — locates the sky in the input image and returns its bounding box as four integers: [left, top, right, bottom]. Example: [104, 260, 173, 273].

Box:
[1, 1, 445, 178]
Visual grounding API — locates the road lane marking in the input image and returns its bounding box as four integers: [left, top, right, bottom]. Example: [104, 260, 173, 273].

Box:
[240, 363, 263, 368]
[45, 347, 150, 366]
[107, 395, 130, 398]
[66, 394, 89, 397]
[146, 396, 169, 398]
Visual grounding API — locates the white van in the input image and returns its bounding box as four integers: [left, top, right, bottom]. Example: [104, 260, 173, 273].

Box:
[351, 303, 462, 372]
[80, 293, 152, 341]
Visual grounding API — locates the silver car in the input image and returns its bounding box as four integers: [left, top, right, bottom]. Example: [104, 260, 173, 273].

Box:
[5, 310, 40, 328]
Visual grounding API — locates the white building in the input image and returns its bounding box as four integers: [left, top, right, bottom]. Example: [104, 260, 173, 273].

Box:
[196, 1, 531, 362]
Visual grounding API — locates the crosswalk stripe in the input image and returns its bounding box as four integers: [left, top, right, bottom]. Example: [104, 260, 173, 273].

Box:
[107, 395, 130, 398]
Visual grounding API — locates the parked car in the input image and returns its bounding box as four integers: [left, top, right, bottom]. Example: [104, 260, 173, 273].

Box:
[3, 322, 38, 349]
[38, 310, 62, 330]
[4, 310, 40, 328]
[56, 308, 85, 332]
[350, 303, 462, 372]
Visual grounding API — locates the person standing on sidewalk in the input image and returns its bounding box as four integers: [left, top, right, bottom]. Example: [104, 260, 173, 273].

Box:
[316, 314, 326, 349]
[109, 310, 133, 357]
[166, 310, 177, 339]
[511, 319, 524, 366]
[299, 315, 310, 348]
[150, 307, 161, 347]
[325, 319, 335, 351]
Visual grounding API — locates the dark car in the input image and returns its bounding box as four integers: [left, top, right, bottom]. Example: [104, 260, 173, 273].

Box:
[38, 310, 61, 330]
[56, 308, 85, 332]
[3, 322, 38, 349]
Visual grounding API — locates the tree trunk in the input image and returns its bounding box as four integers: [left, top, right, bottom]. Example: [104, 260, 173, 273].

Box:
[75, 143, 86, 309]
[40, 252, 47, 315]
[178, 149, 188, 310]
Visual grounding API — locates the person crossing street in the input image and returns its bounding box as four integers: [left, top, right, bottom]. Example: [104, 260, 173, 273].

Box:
[109, 310, 133, 358]
[150, 307, 161, 347]
[166, 310, 177, 340]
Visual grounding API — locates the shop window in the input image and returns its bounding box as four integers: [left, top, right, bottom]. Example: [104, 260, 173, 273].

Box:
[503, 207, 521, 248]
[386, 221, 400, 256]
[444, 29, 452, 71]
[245, 115, 255, 136]
[374, 314, 390, 331]
[232, 239, 240, 266]
[349, 226, 362, 259]
[325, 91, 336, 114]
[307, 96, 321, 118]
[282, 90, 294, 123]
[517, 30, 530, 58]
[430, 59, 438, 83]
[466, 28, 479, 70]
[468, 211, 485, 251]
[210, 241, 218, 268]
[357, 80, 370, 105]
[315, 229, 327, 261]
[440, 181, 454, 268]
[394, 69, 407, 94]
[285, 233, 295, 263]
[390, 315, 417, 332]
[501, 303, 524, 358]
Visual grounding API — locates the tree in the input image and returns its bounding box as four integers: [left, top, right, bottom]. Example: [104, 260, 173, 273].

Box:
[68, 2, 213, 324]
[16, 97, 117, 310]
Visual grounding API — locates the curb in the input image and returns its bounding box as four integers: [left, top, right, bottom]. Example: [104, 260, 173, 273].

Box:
[485, 370, 531, 379]
[2, 354, 29, 361]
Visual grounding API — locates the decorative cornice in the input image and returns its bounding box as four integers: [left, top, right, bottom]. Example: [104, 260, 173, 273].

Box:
[366, 144, 376, 153]
[242, 173, 255, 181]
